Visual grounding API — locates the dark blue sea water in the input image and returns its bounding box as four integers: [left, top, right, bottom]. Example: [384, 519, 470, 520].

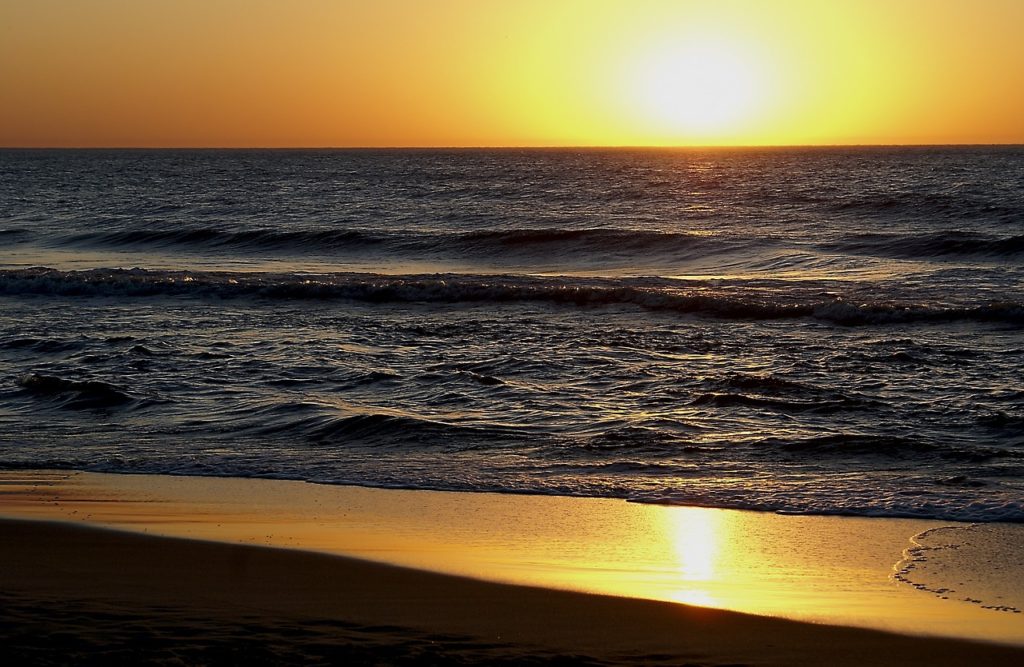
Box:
[1, 147, 1022, 521]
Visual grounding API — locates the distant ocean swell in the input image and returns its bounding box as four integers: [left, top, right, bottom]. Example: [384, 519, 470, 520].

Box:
[4, 226, 1024, 260]
[823, 190, 1024, 223]
[827, 231, 1024, 258]
[3, 268, 1021, 326]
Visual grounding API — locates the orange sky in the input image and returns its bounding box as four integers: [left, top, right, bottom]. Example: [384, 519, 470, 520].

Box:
[2, 0, 1022, 147]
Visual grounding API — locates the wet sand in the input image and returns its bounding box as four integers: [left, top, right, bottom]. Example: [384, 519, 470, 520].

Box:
[2, 470, 1023, 665]
[3, 518, 1024, 666]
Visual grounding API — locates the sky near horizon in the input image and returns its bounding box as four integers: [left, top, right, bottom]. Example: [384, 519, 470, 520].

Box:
[1, 0, 1022, 147]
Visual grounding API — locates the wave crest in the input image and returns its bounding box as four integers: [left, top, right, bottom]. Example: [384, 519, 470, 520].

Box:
[832, 231, 1024, 258]
[16, 373, 138, 410]
[2, 267, 1021, 326]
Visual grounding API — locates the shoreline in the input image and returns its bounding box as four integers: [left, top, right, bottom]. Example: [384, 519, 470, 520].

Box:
[2, 469, 1024, 663]
[3, 516, 1023, 666]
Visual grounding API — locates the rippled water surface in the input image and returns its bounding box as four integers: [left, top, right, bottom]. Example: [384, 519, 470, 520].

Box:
[1, 148, 1022, 521]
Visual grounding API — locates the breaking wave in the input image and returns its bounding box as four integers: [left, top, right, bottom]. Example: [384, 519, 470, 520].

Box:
[56, 225, 747, 263]
[2, 267, 1020, 326]
[39, 223, 1024, 265]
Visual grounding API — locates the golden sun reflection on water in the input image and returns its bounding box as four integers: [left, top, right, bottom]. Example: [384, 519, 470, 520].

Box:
[664, 508, 721, 606]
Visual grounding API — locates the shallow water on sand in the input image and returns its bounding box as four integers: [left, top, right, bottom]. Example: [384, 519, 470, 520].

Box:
[895, 523, 1024, 614]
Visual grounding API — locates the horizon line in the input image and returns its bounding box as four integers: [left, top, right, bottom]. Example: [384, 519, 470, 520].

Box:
[2, 142, 1023, 150]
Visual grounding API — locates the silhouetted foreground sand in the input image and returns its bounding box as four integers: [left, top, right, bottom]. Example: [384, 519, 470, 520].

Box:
[2, 518, 1022, 666]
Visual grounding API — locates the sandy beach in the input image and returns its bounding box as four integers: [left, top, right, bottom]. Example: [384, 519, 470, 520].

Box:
[2, 471, 1023, 665]
[3, 517, 1024, 666]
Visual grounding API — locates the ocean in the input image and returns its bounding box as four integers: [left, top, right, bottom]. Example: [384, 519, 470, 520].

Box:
[1, 147, 1021, 523]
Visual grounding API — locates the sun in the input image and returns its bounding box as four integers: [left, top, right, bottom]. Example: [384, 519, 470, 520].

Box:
[629, 38, 764, 137]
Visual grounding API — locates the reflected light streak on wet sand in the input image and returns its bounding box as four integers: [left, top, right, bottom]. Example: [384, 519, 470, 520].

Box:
[2, 470, 1022, 645]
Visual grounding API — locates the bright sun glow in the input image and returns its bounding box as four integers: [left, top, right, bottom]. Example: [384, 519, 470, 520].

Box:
[4, 1, 1024, 146]
[629, 38, 764, 137]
